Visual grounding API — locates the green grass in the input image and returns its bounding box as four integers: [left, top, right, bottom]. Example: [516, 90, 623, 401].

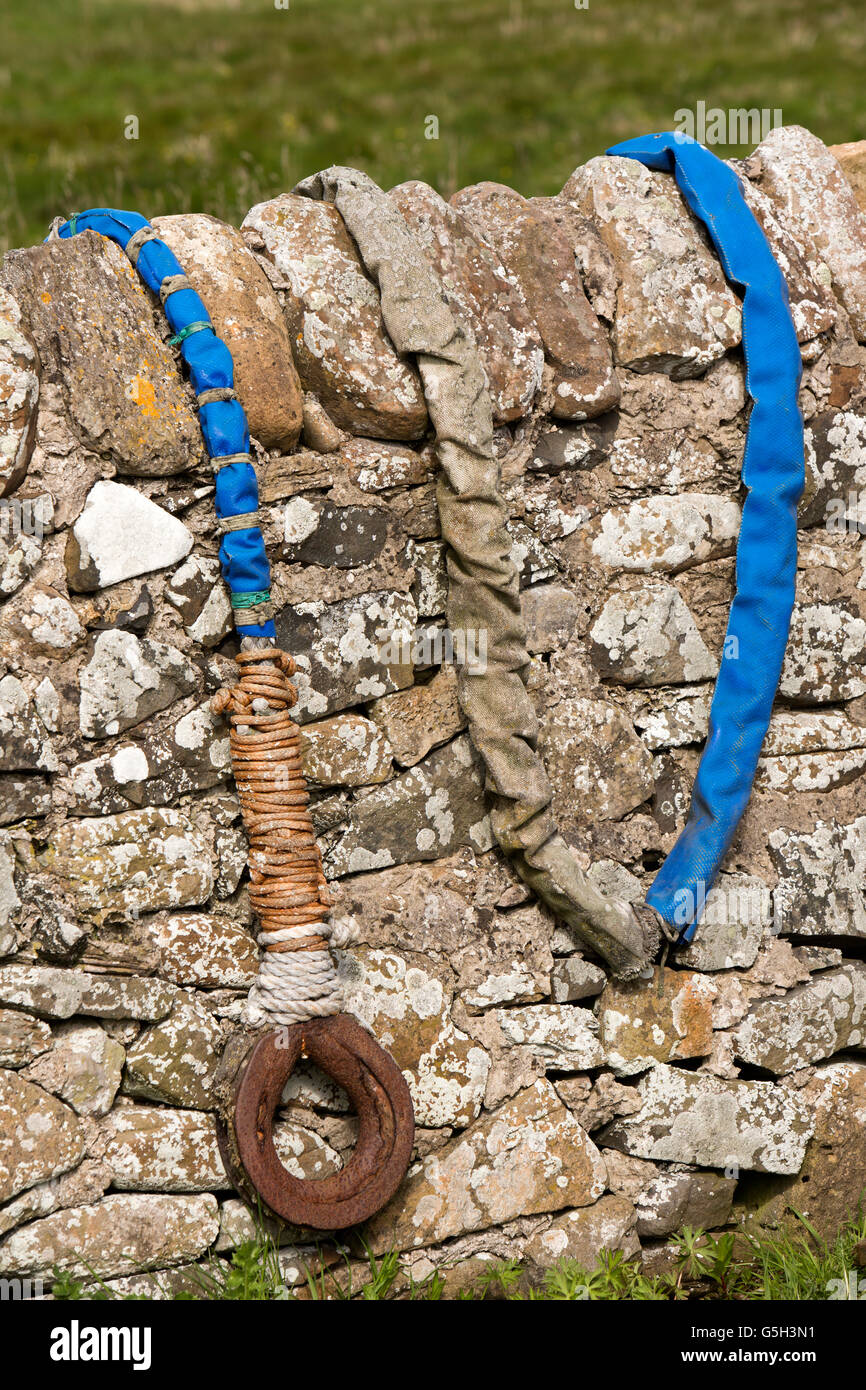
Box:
[50, 1209, 866, 1301]
[1, 0, 865, 253]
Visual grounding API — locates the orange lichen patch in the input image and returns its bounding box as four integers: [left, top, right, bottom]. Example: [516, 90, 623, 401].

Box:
[597, 966, 718, 1072]
[41, 292, 52, 304]
[127, 375, 161, 419]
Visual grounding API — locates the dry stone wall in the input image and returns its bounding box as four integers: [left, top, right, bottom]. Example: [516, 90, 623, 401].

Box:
[1, 125, 865, 1295]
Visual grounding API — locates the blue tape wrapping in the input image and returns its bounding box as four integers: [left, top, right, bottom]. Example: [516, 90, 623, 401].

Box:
[54, 209, 274, 639]
[605, 134, 804, 940]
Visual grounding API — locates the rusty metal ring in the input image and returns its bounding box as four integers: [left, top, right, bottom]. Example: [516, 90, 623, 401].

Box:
[216, 1013, 415, 1230]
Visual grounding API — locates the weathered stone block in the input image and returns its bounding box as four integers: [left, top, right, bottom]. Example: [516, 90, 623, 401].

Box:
[46, 808, 212, 925]
[243, 195, 427, 439]
[601, 1063, 813, 1175]
[1, 233, 204, 475]
[152, 212, 303, 451]
[365, 1079, 607, 1252]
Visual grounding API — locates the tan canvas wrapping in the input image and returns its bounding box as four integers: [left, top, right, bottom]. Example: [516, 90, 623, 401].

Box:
[295, 167, 657, 976]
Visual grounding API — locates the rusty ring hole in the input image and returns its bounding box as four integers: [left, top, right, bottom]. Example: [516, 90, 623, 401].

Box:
[232, 1016, 414, 1229]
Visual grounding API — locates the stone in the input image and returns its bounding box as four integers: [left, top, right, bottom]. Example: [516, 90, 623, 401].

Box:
[66, 481, 193, 592]
[632, 1169, 737, 1239]
[600, 1063, 814, 1175]
[770, 816, 866, 939]
[733, 964, 866, 1074]
[152, 212, 303, 451]
[213, 822, 248, 901]
[524, 1195, 640, 1272]
[102, 1108, 226, 1193]
[340, 437, 431, 492]
[284, 500, 391, 569]
[753, 707, 866, 785]
[752, 126, 866, 341]
[537, 696, 654, 829]
[46, 808, 213, 924]
[529, 415, 617, 475]
[0, 1159, 108, 1241]
[0, 1068, 85, 1202]
[0, 527, 42, 601]
[801, 409, 866, 529]
[0, 582, 85, 662]
[0, 287, 40, 496]
[367, 665, 465, 768]
[80, 581, 155, 638]
[22, 1022, 123, 1117]
[69, 701, 232, 814]
[456, 902, 554, 1011]
[340, 948, 489, 1127]
[521, 584, 584, 654]
[407, 539, 447, 618]
[530, 195, 620, 323]
[0, 234, 204, 475]
[606, 429, 733, 494]
[493, 1004, 603, 1071]
[507, 518, 558, 583]
[0, 674, 57, 772]
[597, 968, 716, 1076]
[0, 776, 51, 825]
[735, 176, 837, 348]
[364, 1079, 607, 1253]
[145, 913, 258, 990]
[451, 182, 618, 420]
[628, 685, 712, 751]
[390, 180, 543, 422]
[589, 581, 717, 686]
[299, 390, 346, 451]
[0, 1010, 52, 1068]
[124, 996, 223, 1109]
[243, 195, 427, 439]
[102, 1106, 339, 1196]
[0, 838, 19, 955]
[0, 963, 175, 1022]
[579, 493, 741, 572]
[563, 1070, 643, 1132]
[830, 139, 866, 214]
[0, 1193, 219, 1278]
[270, 1123, 343, 1184]
[276, 589, 416, 722]
[299, 713, 392, 787]
[780, 602, 866, 704]
[792, 945, 844, 973]
[328, 851, 481, 955]
[550, 955, 607, 1003]
[165, 554, 233, 648]
[79, 629, 200, 739]
[564, 156, 741, 375]
[678, 872, 773, 971]
[258, 449, 335, 506]
[16, 875, 86, 962]
[735, 1061, 866, 1242]
[325, 735, 491, 878]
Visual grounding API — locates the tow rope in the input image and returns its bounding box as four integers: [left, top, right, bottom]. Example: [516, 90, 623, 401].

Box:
[52, 209, 414, 1230]
[606, 135, 805, 941]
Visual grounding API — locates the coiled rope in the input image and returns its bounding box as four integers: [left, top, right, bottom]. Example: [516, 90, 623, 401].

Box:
[52, 209, 346, 1025]
[212, 649, 346, 1025]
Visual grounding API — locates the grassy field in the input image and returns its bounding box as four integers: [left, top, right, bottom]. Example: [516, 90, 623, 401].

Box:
[1, 0, 864, 252]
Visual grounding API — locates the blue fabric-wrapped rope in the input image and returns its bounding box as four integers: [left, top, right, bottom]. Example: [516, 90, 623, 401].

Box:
[53, 208, 275, 640]
[605, 134, 805, 941]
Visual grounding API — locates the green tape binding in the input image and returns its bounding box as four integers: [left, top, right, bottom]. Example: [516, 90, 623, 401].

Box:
[168, 320, 213, 347]
[230, 590, 271, 610]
